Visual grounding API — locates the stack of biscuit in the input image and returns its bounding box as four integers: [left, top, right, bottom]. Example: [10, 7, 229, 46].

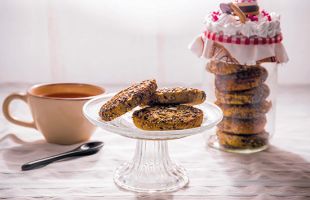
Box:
[99, 80, 207, 131]
[207, 60, 271, 149]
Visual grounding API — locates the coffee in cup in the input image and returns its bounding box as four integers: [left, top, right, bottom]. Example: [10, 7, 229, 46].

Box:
[2, 83, 105, 145]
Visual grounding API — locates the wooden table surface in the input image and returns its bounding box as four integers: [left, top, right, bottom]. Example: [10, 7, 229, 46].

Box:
[0, 84, 309, 200]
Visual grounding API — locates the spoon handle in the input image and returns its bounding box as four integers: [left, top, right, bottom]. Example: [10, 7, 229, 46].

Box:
[21, 150, 85, 171]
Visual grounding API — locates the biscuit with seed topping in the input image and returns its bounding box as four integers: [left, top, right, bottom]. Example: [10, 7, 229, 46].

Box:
[218, 116, 267, 134]
[99, 79, 157, 121]
[217, 130, 269, 149]
[215, 84, 270, 105]
[215, 100, 271, 119]
[132, 105, 203, 131]
[207, 60, 255, 75]
[215, 66, 268, 92]
[143, 87, 206, 106]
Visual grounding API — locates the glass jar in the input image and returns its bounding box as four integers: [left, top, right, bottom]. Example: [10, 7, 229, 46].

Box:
[205, 57, 278, 154]
[188, 1, 289, 154]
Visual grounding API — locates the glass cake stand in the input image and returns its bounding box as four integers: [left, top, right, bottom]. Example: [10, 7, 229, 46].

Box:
[83, 94, 223, 193]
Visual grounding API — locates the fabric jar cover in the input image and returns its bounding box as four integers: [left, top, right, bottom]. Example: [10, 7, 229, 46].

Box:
[189, 30, 289, 65]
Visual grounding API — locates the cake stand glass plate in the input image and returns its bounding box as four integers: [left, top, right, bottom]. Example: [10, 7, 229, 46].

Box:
[83, 94, 223, 193]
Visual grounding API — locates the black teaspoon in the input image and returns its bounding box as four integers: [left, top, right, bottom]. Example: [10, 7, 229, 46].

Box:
[21, 141, 104, 171]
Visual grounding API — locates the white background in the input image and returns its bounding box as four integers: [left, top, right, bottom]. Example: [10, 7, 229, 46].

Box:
[0, 0, 309, 86]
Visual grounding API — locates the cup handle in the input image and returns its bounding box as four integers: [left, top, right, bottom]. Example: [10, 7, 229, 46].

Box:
[2, 93, 36, 129]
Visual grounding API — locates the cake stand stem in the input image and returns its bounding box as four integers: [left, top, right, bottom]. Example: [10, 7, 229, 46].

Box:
[114, 139, 189, 193]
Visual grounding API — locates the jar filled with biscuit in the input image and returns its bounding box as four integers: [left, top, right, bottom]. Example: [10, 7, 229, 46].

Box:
[189, 0, 288, 153]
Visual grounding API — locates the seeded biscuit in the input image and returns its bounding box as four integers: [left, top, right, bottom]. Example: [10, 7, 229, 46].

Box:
[215, 66, 268, 92]
[207, 60, 256, 75]
[143, 87, 206, 106]
[217, 130, 269, 149]
[215, 101, 271, 119]
[99, 79, 157, 121]
[218, 116, 267, 134]
[215, 84, 270, 105]
[132, 105, 203, 131]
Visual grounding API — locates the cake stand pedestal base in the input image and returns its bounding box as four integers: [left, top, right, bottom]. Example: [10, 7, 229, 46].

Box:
[114, 139, 189, 193]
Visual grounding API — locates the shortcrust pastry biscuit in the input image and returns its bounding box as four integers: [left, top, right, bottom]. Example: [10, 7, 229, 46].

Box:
[132, 105, 203, 131]
[143, 87, 206, 106]
[99, 79, 157, 121]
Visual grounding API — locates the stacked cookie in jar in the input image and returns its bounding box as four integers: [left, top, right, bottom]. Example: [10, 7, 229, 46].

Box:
[190, 0, 288, 153]
[209, 59, 271, 150]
